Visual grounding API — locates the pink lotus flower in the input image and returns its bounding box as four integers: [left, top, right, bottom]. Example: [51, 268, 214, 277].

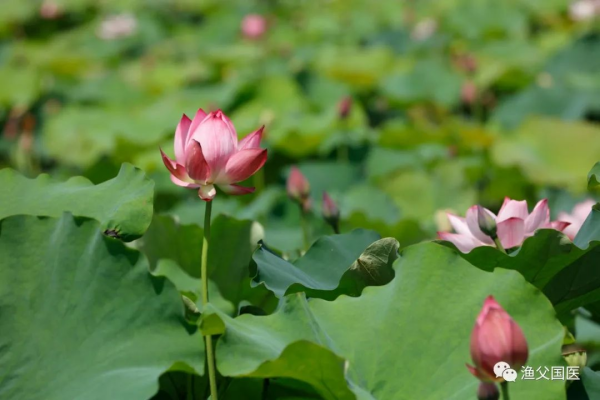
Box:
[40, 1, 61, 19]
[438, 198, 570, 253]
[160, 109, 267, 201]
[467, 296, 528, 382]
[557, 199, 596, 240]
[97, 13, 138, 40]
[241, 14, 267, 40]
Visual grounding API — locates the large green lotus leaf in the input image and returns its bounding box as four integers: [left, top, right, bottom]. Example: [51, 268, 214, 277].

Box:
[575, 316, 600, 347]
[0, 214, 203, 400]
[493, 84, 589, 129]
[491, 118, 600, 192]
[365, 146, 449, 181]
[443, 0, 527, 41]
[587, 162, 600, 192]
[445, 227, 600, 314]
[381, 161, 477, 221]
[0, 65, 41, 107]
[208, 243, 566, 400]
[314, 46, 394, 88]
[0, 164, 153, 241]
[139, 214, 274, 311]
[574, 205, 600, 249]
[251, 230, 392, 299]
[218, 376, 322, 400]
[42, 105, 173, 168]
[341, 184, 401, 223]
[151, 259, 235, 317]
[494, 36, 600, 128]
[345, 213, 429, 248]
[293, 161, 362, 196]
[582, 368, 600, 398]
[380, 59, 462, 107]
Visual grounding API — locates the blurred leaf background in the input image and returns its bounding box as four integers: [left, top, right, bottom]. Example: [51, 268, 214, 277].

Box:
[1, 0, 599, 250]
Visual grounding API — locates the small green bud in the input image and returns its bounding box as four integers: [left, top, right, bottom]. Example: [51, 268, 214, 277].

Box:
[563, 349, 587, 370]
[477, 205, 497, 238]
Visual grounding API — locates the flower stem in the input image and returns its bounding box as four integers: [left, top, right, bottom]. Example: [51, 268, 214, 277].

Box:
[500, 381, 510, 400]
[338, 118, 350, 163]
[338, 145, 349, 163]
[332, 222, 340, 235]
[493, 237, 506, 254]
[201, 201, 218, 400]
[300, 209, 310, 250]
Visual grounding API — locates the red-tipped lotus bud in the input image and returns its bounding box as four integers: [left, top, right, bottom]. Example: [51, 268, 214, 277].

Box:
[477, 205, 497, 238]
[466, 296, 528, 382]
[322, 192, 340, 233]
[477, 382, 499, 400]
[461, 81, 477, 105]
[241, 14, 267, 40]
[287, 167, 310, 209]
[40, 1, 61, 19]
[338, 96, 352, 120]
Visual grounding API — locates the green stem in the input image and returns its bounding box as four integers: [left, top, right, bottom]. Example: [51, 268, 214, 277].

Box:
[493, 237, 506, 254]
[201, 201, 218, 400]
[333, 222, 340, 235]
[300, 209, 310, 250]
[500, 381, 510, 400]
[186, 374, 193, 400]
[338, 145, 349, 163]
[338, 121, 350, 163]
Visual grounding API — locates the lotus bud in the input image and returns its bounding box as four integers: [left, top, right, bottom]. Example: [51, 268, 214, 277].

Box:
[250, 221, 265, 247]
[322, 192, 340, 234]
[40, 1, 61, 19]
[338, 96, 352, 120]
[287, 167, 310, 211]
[563, 348, 587, 370]
[461, 81, 477, 105]
[477, 382, 499, 400]
[477, 205, 497, 238]
[466, 296, 528, 382]
[241, 14, 267, 40]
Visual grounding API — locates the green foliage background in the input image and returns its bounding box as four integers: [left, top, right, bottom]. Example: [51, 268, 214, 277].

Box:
[1, 0, 600, 399]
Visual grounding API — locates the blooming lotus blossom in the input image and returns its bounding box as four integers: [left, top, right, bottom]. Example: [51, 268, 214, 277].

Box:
[241, 14, 267, 39]
[467, 296, 528, 382]
[570, 0, 600, 21]
[438, 198, 570, 253]
[97, 14, 138, 40]
[557, 199, 596, 240]
[160, 109, 267, 201]
[411, 18, 437, 41]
